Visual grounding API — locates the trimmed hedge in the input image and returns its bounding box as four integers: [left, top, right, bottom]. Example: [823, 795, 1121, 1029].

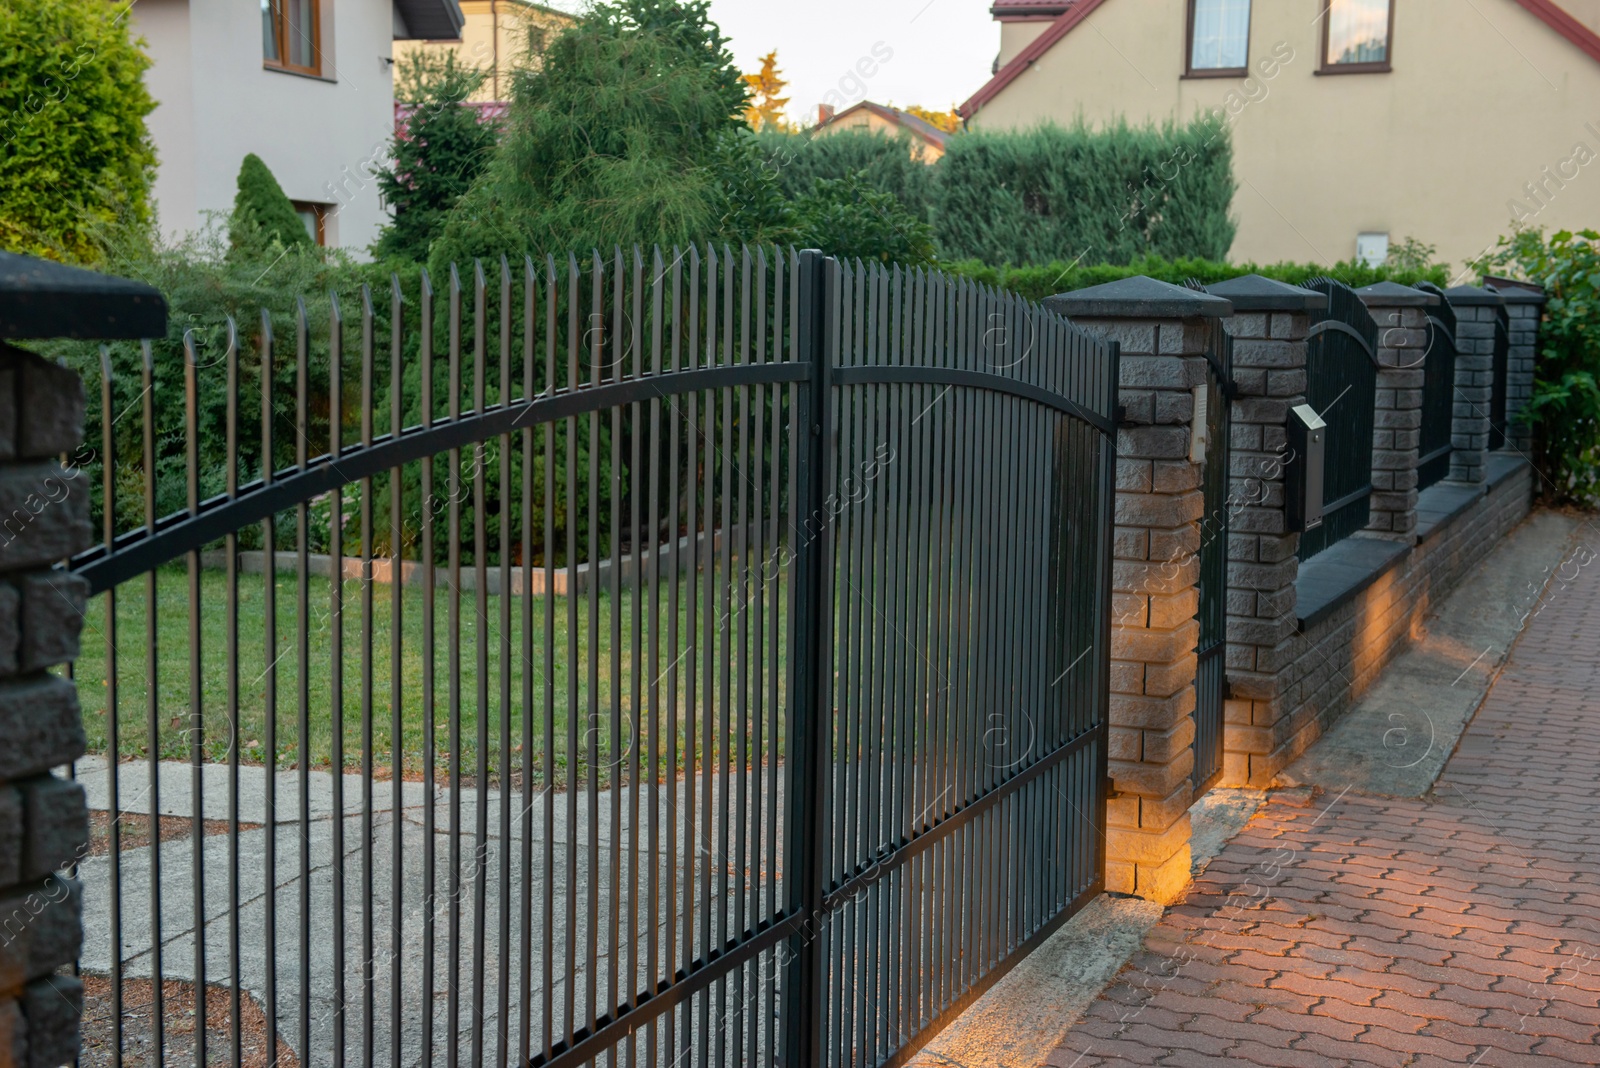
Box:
[755, 128, 939, 222]
[944, 254, 1449, 303]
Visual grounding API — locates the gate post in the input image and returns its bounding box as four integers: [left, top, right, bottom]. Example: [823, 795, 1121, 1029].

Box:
[1201, 276, 1325, 788]
[0, 253, 164, 1067]
[1355, 282, 1436, 536]
[1045, 277, 1231, 904]
[1486, 282, 1544, 454]
[1439, 286, 1507, 483]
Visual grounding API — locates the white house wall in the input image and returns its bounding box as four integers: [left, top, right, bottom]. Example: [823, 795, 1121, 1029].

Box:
[135, 0, 399, 253]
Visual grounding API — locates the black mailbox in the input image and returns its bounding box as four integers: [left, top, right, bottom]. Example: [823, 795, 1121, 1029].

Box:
[1285, 403, 1326, 533]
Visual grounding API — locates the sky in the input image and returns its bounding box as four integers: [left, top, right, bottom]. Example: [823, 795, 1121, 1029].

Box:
[537, 0, 1003, 123]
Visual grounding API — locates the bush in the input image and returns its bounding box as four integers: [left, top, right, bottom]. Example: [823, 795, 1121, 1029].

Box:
[1476, 227, 1600, 505]
[943, 252, 1449, 303]
[936, 116, 1237, 266]
[754, 128, 939, 223]
[373, 52, 499, 263]
[792, 172, 934, 266]
[0, 0, 157, 262]
[429, 0, 774, 267]
[230, 153, 312, 252]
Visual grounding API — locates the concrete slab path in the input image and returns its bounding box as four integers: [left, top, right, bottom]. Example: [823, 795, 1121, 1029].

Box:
[1052, 519, 1600, 1066]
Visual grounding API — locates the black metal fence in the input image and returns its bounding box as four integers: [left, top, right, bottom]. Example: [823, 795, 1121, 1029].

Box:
[1490, 305, 1511, 451]
[68, 247, 1117, 1068]
[1185, 284, 1232, 796]
[1298, 278, 1379, 562]
[1415, 282, 1456, 491]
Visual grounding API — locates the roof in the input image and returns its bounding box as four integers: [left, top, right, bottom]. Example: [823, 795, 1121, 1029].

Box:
[814, 101, 951, 150]
[394, 0, 466, 41]
[962, 0, 1600, 118]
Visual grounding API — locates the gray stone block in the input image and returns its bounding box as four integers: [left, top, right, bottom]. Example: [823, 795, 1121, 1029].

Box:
[20, 974, 80, 1068]
[0, 996, 22, 1068]
[0, 879, 81, 990]
[19, 777, 86, 882]
[0, 371, 14, 464]
[12, 355, 84, 462]
[0, 677, 85, 781]
[0, 787, 18, 887]
[0, 585, 15, 677]
[0, 464, 93, 572]
[15, 572, 87, 673]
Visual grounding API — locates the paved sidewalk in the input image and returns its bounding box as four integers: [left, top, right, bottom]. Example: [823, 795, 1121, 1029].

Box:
[1054, 530, 1600, 1067]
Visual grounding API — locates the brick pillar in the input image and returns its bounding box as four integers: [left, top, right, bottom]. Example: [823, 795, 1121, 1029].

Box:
[1440, 286, 1504, 485]
[1355, 282, 1434, 538]
[1202, 275, 1326, 788]
[0, 344, 93, 1068]
[1486, 282, 1544, 455]
[1045, 277, 1232, 904]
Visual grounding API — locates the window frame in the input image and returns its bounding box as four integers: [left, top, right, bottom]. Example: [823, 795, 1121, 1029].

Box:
[263, 0, 323, 78]
[1318, 0, 1395, 75]
[1184, 0, 1252, 79]
[291, 200, 328, 246]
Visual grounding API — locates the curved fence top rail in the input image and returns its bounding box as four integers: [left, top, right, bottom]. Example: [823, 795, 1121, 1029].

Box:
[1305, 276, 1381, 364]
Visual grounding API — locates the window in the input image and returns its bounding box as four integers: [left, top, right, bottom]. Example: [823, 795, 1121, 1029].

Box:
[292, 201, 328, 246]
[263, 0, 321, 76]
[1187, 0, 1251, 77]
[1321, 0, 1393, 73]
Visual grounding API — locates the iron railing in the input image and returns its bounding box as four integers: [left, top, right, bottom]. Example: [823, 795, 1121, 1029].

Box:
[68, 246, 1118, 1068]
[1491, 305, 1511, 451]
[1298, 278, 1379, 562]
[1415, 282, 1456, 490]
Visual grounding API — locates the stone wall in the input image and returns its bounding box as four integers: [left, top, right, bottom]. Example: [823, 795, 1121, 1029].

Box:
[0, 344, 93, 1068]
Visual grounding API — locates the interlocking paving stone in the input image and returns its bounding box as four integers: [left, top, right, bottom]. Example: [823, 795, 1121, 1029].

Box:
[1056, 519, 1600, 1066]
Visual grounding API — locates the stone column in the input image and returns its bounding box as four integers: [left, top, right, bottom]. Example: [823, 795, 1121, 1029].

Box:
[0, 251, 163, 1068]
[1440, 286, 1505, 484]
[1202, 275, 1326, 788]
[0, 344, 93, 1068]
[1045, 277, 1232, 904]
[1355, 282, 1435, 537]
[1485, 282, 1544, 455]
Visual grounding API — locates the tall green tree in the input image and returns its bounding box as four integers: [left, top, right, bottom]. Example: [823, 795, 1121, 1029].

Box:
[229, 153, 312, 252]
[373, 51, 499, 263]
[429, 0, 785, 268]
[0, 0, 157, 262]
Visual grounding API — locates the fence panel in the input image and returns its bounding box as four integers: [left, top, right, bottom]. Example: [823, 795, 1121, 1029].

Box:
[1415, 281, 1456, 490]
[1491, 306, 1511, 451]
[1298, 278, 1379, 562]
[69, 247, 1117, 1068]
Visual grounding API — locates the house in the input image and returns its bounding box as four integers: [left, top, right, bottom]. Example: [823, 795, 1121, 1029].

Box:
[133, 0, 465, 252]
[813, 101, 951, 162]
[393, 0, 576, 103]
[961, 0, 1600, 267]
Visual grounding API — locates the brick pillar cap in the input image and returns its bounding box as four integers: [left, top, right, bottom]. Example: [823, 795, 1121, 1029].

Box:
[1442, 284, 1506, 307]
[1044, 275, 1233, 320]
[1483, 277, 1546, 304]
[1205, 273, 1327, 313]
[0, 250, 167, 341]
[1354, 280, 1438, 308]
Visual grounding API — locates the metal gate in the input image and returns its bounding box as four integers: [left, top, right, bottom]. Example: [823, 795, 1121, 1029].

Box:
[1415, 282, 1456, 490]
[1298, 278, 1380, 562]
[1185, 284, 1232, 796]
[68, 247, 1117, 1068]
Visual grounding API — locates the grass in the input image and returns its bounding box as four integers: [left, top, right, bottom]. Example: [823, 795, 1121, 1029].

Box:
[75, 562, 791, 788]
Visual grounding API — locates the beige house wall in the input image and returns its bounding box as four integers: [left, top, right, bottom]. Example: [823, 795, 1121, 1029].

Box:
[813, 109, 945, 162]
[969, 0, 1600, 270]
[997, 19, 1052, 68]
[393, 0, 573, 102]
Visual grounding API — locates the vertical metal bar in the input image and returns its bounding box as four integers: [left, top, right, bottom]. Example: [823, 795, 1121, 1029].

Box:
[762, 248, 784, 1066]
[733, 246, 752, 1067]
[679, 246, 699, 1057]
[224, 319, 243, 1068]
[585, 251, 603, 1042]
[140, 338, 164, 1065]
[389, 273, 406, 1068]
[645, 247, 665, 1065]
[607, 248, 624, 1038]
[496, 256, 514, 1068]
[715, 246, 734, 1068]
[419, 269, 438, 1068]
[697, 246, 716, 1068]
[563, 252, 581, 1046]
[780, 249, 832, 1068]
[359, 286, 377, 1068]
[259, 312, 279, 1068]
[98, 347, 123, 1068]
[628, 247, 645, 1061]
[542, 253, 559, 1060]
[665, 246, 685, 1061]
[519, 256, 537, 1068]
[447, 264, 464, 1068]
[328, 293, 348, 1068]
[182, 329, 207, 1068]
[471, 261, 490, 1068]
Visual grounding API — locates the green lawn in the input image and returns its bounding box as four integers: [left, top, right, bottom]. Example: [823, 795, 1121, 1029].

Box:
[75, 562, 791, 787]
